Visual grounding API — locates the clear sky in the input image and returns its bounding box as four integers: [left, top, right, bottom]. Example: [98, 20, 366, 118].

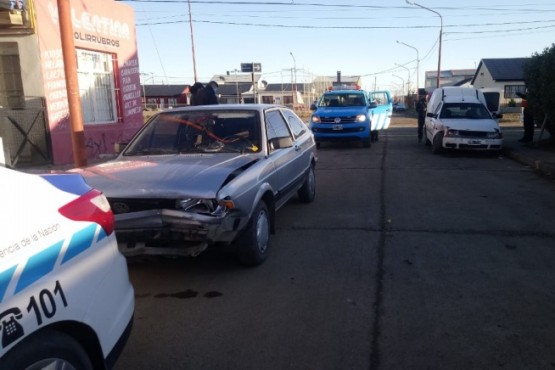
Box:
[119, 0, 555, 95]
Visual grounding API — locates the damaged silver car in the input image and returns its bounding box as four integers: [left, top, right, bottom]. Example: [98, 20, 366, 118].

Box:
[72, 104, 317, 266]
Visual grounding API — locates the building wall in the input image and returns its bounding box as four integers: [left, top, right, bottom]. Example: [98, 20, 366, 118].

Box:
[33, 0, 143, 164]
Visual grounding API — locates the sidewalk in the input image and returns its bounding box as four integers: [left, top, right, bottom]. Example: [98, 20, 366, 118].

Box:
[501, 124, 555, 179]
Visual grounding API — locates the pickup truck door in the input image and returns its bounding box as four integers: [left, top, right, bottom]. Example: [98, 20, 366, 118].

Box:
[368, 90, 393, 130]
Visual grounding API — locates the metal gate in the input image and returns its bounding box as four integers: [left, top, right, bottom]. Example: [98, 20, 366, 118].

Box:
[0, 97, 51, 168]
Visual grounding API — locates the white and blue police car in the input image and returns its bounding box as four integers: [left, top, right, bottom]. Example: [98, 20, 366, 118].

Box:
[0, 166, 134, 369]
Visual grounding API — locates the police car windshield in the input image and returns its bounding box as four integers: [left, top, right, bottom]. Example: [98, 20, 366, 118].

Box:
[440, 103, 491, 119]
[319, 94, 366, 107]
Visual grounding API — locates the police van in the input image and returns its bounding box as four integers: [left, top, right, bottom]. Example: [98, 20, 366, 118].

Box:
[309, 87, 392, 148]
[0, 167, 134, 369]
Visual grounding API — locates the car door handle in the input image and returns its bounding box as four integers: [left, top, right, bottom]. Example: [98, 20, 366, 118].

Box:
[294, 145, 301, 152]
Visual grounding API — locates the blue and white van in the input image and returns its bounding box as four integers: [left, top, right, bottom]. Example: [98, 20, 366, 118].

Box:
[309, 88, 392, 147]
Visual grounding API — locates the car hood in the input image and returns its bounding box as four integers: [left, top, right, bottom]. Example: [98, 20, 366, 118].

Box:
[314, 106, 367, 117]
[72, 154, 259, 199]
[440, 118, 500, 131]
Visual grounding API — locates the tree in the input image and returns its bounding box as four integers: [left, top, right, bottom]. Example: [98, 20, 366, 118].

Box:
[523, 43, 555, 139]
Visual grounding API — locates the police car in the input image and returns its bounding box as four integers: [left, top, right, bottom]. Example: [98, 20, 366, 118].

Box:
[0, 167, 134, 369]
[309, 87, 392, 147]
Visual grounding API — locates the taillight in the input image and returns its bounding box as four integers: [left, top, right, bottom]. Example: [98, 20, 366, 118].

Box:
[58, 189, 115, 236]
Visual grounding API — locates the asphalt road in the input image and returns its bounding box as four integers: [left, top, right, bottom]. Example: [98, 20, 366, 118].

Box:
[115, 119, 555, 370]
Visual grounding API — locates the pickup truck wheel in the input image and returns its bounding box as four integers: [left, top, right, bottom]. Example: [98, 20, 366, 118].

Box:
[237, 201, 270, 266]
[432, 132, 444, 154]
[298, 165, 316, 203]
[1, 330, 93, 370]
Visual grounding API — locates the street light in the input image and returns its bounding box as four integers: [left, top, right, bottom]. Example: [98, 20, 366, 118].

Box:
[140, 72, 154, 109]
[290, 52, 297, 105]
[396, 40, 420, 94]
[395, 63, 411, 97]
[405, 0, 442, 88]
[392, 74, 405, 104]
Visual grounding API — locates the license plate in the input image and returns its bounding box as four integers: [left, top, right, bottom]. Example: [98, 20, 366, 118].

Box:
[469, 140, 484, 145]
[332, 124, 343, 130]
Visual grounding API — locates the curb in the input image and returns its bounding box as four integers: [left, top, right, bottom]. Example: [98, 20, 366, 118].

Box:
[503, 148, 555, 179]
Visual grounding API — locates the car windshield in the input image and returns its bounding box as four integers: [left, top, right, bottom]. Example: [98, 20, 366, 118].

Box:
[318, 94, 366, 107]
[123, 110, 262, 155]
[440, 103, 492, 119]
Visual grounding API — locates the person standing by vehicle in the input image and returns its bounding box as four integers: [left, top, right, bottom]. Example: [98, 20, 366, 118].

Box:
[189, 82, 206, 106]
[203, 81, 219, 105]
[518, 93, 534, 143]
[416, 95, 427, 143]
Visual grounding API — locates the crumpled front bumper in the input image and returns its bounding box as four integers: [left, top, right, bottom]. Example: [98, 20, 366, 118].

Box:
[114, 208, 247, 256]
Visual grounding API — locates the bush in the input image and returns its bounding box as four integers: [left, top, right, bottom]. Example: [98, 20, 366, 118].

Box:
[523, 43, 555, 139]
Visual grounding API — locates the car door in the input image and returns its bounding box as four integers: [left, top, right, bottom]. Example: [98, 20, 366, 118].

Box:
[264, 108, 301, 208]
[425, 101, 443, 140]
[280, 107, 313, 178]
[368, 90, 393, 130]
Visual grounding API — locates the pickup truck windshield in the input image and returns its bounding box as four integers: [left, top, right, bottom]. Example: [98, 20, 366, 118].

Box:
[319, 94, 366, 107]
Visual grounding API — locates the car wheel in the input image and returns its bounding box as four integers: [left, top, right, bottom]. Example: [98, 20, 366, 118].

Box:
[0, 330, 93, 370]
[298, 165, 316, 203]
[432, 132, 444, 154]
[237, 201, 270, 266]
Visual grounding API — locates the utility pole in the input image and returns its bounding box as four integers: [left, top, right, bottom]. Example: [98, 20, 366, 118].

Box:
[57, 0, 87, 167]
[187, 0, 198, 82]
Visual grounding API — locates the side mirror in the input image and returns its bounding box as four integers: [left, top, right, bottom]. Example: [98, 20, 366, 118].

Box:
[368, 102, 378, 108]
[310, 103, 317, 111]
[426, 112, 437, 118]
[268, 137, 293, 150]
[114, 142, 129, 154]
[493, 113, 503, 119]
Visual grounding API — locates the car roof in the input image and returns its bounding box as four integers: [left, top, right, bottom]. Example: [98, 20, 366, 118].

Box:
[159, 104, 288, 113]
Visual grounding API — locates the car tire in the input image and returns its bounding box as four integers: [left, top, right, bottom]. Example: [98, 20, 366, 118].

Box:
[0, 329, 94, 370]
[298, 165, 316, 203]
[237, 201, 270, 266]
[432, 132, 444, 154]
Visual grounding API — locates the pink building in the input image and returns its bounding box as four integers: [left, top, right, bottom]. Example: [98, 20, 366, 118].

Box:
[0, 0, 143, 166]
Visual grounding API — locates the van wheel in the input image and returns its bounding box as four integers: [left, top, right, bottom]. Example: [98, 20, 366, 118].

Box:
[432, 133, 444, 154]
[0, 330, 94, 370]
[237, 201, 270, 266]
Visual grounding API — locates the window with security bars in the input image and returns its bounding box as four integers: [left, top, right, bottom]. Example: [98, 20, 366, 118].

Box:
[77, 49, 117, 124]
[504, 85, 526, 99]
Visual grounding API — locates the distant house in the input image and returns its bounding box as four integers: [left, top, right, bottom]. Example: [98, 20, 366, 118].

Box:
[425, 69, 476, 92]
[471, 58, 529, 105]
[141, 84, 189, 109]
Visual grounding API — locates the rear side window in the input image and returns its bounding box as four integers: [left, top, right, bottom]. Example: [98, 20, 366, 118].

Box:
[281, 109, 307, 139]
[265, 110, 293, 151]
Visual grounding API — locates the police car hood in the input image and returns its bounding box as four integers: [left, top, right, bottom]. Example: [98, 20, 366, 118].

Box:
[315, 106, 367, 117]
[72, 154, 258, 199]
[441, 118, 500, 132]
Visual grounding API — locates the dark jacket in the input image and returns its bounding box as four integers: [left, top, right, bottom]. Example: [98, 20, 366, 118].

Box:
[190, 82, 206, 106]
